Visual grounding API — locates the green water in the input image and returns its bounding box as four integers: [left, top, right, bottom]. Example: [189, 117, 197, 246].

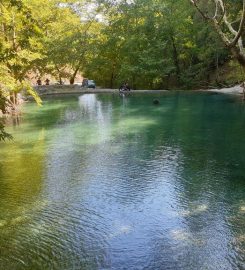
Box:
[0, 92, 244, 270]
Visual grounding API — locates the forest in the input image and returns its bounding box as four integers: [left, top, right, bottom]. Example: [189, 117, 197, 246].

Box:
[1, 0, 245, 139]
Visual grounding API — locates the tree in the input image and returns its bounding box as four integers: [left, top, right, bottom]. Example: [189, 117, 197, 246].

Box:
[33, 0, 102, 84]
[0, 0, 43, 140]
[0, 0, 42, 107]
[85, 0, 226, 89]
[190, 0, 245, 68]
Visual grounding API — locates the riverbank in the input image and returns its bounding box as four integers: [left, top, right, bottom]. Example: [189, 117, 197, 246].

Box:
[34, 84, 245, 96]
[207, 85, 244, 95]
[34, 85, 170, 95]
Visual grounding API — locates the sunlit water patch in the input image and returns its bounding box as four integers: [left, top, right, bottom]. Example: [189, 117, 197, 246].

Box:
[0, 92, 244, 270]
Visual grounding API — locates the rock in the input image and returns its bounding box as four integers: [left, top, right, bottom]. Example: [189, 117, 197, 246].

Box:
[153, 99, 160, 105]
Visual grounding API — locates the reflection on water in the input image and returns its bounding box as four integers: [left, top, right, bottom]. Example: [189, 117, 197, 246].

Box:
[0, 92, 245, 270]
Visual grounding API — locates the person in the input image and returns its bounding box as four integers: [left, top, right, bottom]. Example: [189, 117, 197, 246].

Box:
[82, 78, 88, 87]
[125, 82, 131, 91]
[37, 78, 42, 85]
[45, 78, 50, 85]
[119, 82, 131, 92]
[119, 82, 125, 92]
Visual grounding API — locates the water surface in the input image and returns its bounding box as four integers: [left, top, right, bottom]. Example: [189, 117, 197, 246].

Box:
[0, 92, 244, 269]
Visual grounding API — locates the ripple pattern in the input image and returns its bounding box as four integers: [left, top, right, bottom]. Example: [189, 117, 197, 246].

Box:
[0, 92, 244, 270]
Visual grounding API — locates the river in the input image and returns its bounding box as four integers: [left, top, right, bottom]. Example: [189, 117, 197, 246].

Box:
[0, 92, 244, 269]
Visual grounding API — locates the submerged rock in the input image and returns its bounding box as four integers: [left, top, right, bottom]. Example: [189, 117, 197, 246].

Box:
[153, 99, 160, 105]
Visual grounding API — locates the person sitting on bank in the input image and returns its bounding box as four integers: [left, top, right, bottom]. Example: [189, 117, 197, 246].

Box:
[119, 82, 131, 92]
[125, 82, 130, 91]
[37, 78, 42, 85]
[45, 78, 50, 85]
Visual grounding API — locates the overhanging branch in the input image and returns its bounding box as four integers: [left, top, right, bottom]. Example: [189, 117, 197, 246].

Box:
[190, 0, 245, 50]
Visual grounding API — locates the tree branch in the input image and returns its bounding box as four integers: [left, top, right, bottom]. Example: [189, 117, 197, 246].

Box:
[190, 0, 210, 20]
[190, 0, 245, 50]
[229, 0, 245, 47]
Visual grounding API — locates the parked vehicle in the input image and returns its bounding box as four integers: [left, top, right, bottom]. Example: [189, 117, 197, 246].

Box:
[87, 80, 96, 88]
[82, 79, 96, 88]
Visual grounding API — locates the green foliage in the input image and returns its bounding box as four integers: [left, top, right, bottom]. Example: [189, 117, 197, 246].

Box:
[0, 120, 12, 141]
[28, 0, 102, 83]
[1, 0, 241, 92]
[0, 0, 45, 139]
[83, 0, 231, 89]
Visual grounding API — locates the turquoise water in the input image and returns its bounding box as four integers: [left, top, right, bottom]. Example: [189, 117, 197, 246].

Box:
[0, 92, 244, 269]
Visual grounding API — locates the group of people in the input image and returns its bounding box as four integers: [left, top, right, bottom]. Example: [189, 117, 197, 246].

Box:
[36, 78, 50, 86]
[119, 82, 131, 92]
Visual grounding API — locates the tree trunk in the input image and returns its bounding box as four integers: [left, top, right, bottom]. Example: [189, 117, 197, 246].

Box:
[9, 92, 18, 114]
[132, 75, 136, 90]
[55, 65, 63, 85]
[110, 71, 114, 88]
[170, 36, 180, 82]
[230, 47, 245, 68]
[70, 66, 80, 85]
[70, 77, 75, 85]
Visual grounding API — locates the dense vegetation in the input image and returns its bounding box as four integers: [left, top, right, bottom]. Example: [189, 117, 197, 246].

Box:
[1, 0, 245, 139]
